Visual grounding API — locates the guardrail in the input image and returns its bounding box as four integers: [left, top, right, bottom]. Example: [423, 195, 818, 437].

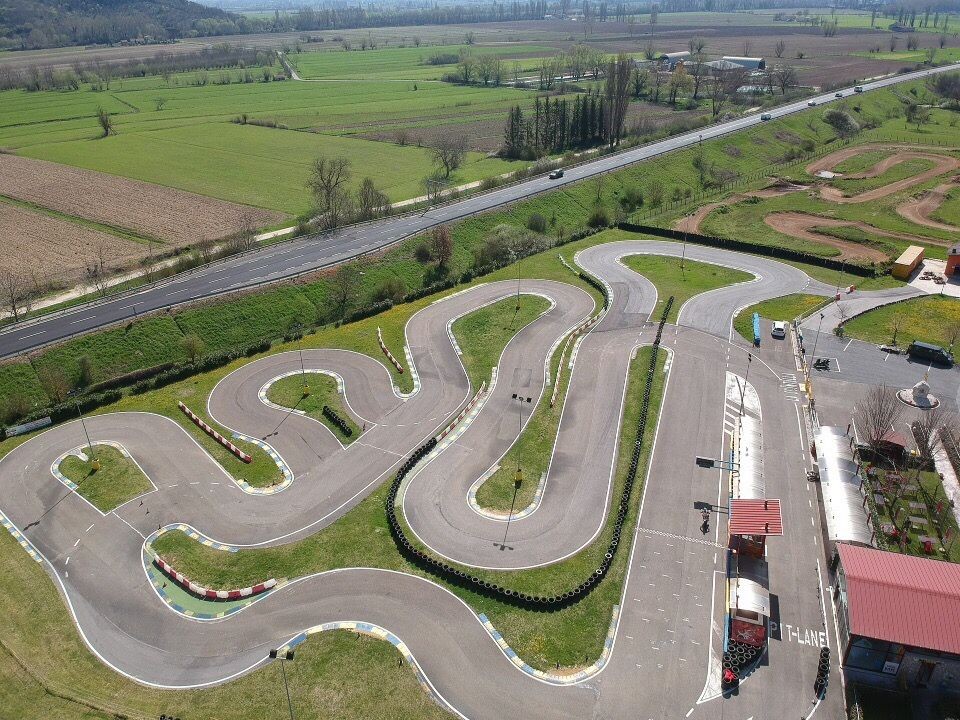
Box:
[153, 556, 275, 600]
[178, 401, 252, 463]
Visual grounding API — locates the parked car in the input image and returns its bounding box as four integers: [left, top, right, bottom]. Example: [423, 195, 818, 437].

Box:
[854, 86, 864, 93]
[760, 113, 772, 121]
[771, 321, 787, 339]
[549, 169, 564, 179]
[907, 341, 954, 367]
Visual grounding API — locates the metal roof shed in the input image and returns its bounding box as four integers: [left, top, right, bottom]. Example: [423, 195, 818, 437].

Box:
[837, 543, 960, 655]
[729, 498, 783, 536]
[815, 426, 874, 548]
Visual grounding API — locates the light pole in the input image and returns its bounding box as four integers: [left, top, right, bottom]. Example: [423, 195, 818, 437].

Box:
[834, 259, 846, 296]
[499, 395, 524, 550]
[67, 390, 98, 471]
[809, 312, 825, 373]
[269, 649, 295, 720]
[291, 322, 308, 397]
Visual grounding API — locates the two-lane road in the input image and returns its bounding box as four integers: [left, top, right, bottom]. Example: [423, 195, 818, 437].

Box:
[2, 63, 956, 360]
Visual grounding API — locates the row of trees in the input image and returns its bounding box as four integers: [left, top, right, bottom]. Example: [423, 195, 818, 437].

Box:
[502, 54, 633, 158]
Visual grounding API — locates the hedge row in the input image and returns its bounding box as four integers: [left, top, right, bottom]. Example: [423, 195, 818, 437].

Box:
[619, 223, 884, 278]
[383, 295, 674, 610]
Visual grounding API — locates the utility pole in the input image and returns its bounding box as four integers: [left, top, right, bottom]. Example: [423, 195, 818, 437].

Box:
[68, 390, 99, 471]
[269, 649, 296, 720]
[739, 352, 752, 417]
[809, 312, 825, 373]
[500, 395, 524, 550]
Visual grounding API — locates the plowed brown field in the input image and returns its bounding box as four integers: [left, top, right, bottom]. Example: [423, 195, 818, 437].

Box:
[0, 203, 144, 284]
[0, 154, 285, 248]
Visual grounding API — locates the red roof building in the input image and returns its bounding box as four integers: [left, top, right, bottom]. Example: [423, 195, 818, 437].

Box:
[834, 543, 960, 691]
[837, 544, 960, 655]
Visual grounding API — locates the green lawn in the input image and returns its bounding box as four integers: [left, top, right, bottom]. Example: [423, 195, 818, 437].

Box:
[267, 373, 361, 442]
[842, 295, 960, 348]
[451, 294, 551, 391]
[831, 157, 938, 197]
[733, 294, 826, 342]
[621, 252, 753, 322]
[58, 445, 153, 513]
[932, 185, 960, 226]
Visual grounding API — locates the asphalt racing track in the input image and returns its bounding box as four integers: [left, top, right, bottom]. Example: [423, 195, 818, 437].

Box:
[0, 240, 867, 719]
[1, 64, 957, 360]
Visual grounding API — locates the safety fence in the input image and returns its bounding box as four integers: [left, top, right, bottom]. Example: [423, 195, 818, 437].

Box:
[177, 401, 252, 463]
[153, 556, 275, 600]
[377, 327, 405, 374]
[384, 297, 674, 610]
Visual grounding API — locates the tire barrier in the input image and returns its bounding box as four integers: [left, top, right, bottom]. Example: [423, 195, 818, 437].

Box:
[384, 297, 674, 610]
[436, 382, 486, 442]
[177, 401, 252, 463]
[321, 405, 353, 437]
[577, 271, 610, 308]
[815, 645, 831, 697]
[377, 326, 405, 374]
[153, 556, 276, 601]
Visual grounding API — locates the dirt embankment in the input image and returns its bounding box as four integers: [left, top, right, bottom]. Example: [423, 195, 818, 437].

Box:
[0, 154, 286, 247]
[806, 144, 960, 204]
[895, 179, 960, 233]
[762, 213, 892, 262]
[673, 181, 807, 234]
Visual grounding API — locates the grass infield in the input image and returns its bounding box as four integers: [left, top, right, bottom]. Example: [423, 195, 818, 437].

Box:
[842, 295, 960, 349]
[732, 294, 827, 342]
[266, 373, 361, 442]
[58, 445, 153, 513]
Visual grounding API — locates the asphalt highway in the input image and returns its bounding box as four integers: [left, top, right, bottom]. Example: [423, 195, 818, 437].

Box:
[0, 242, 863, 719]
[1, 62, 956, 360]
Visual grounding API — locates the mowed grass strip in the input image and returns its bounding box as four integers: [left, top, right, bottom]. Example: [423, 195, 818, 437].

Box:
[733, 294, 826, 342]
[0, 525, 449, 720]
[58, 445, 153, 513]
[151, 346, 667, 671]
[620, 252, 753, 323]
[267, 373, 361, 442]
[842, 295, 960, 348]
[452, 293, 552, 391]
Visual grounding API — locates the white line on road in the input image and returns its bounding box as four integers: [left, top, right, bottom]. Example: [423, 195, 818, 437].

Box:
[842, 339, 852, 352]
[19, 330, 45, 339]
[85, 523, 94, 532]
[73, 538, 79, 547]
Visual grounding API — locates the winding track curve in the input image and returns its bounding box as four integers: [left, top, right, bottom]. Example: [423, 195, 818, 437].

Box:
[2, 242, 847, 717]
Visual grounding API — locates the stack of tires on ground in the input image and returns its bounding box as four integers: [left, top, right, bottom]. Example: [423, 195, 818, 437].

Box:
[383, 286, 674, 611]
[721, 639, 764, 689]
[815, 645, 830, 697]
[322, 405, 353, 437]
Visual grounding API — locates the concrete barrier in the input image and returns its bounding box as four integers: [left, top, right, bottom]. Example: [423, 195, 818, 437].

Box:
[177, 401, 252, 463]
[377, 327, 405, 374]
[436, 382, 486, 441]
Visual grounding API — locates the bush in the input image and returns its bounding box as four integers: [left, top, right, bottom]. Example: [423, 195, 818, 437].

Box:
[587, 205, 611, 228]
[373, 276, 408, 303]
[526, 213, 548, 234]
[77, 355, 95, 387]
[413, 243, 433, 263]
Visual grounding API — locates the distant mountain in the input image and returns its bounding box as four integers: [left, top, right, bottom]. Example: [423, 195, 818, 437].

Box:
[0, 0, 247, 49]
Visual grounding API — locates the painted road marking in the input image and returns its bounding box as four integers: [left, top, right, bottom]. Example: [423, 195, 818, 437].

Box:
[770, 621, 826, 647]
[85, 523, 94, 532]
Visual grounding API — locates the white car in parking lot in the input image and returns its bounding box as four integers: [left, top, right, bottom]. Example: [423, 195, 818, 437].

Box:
[771, 321, 787, 339]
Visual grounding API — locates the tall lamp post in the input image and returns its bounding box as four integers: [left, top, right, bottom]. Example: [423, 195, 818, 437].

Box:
[290, 322, 309, 397]
[809, 312, 825, 373]
[67, 389, 99, 471]
[739, 352, 752, 417]
[269, 649, 296, 720]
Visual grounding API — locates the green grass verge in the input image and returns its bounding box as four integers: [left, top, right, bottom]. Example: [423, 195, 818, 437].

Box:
[621, 253, 753, 323]
[842, 295, 960, 348]
[932, 185, 960, 226]
[58, 445, 153, 513]
[0, 525, 449, 720]
[452, 294, 552, 391]
[733, 294, 827, 342]
[150, 346, 667, 671]
[266, 373, 361, 443]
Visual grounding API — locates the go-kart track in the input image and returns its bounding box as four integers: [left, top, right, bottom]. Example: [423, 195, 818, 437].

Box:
[0, 240, 864, 719]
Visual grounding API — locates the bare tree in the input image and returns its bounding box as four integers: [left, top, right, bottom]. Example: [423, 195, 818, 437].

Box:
[153, 97, 167, 111]
[85, 243, 110, 296]
[0, 269, 30, 321]
[356, 177, 389, 220]
[329, 263, 361, 320]
[945, 320, 960, 352]
[432, 224, 453, 268]
[889, 311, 905, 345]
[604, 54, 632, 146]
[96, 106, 113, 137]
[689, 53, 708, 99]
[324, 188, 355, 229]
[307, 156, 352, 211]
[854, 385, 905, 451]
[430, 136, 467, 179]
[742, 39, 752, 56]
[688, 36, 706, 55]
[912, 405, 946, 469]
[774, 64, 798, 95]
[774, 39, 786, 58]
[38, 365, 70, 403]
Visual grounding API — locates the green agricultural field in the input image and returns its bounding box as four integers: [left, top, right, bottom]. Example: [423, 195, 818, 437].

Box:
[267, 373, 361, 441]
[733, 294, 827, 341]
[58, 445, 153, 513]
[842, 295, 960, 348]
[620, 251, 753, 322]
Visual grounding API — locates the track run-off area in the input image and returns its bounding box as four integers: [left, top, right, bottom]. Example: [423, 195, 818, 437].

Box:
[0, 238, 869, 719]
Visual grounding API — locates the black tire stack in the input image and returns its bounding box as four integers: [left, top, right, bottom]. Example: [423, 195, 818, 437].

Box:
[322, 405, 353, 437]
[815, 645, 830, 696]
[383, 297, 674, 610]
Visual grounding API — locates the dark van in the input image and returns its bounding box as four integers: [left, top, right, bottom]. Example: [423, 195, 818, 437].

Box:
[907, 341, 954, 367]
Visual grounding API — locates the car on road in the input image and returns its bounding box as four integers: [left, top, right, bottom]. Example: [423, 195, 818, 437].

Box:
[854, 86, 864, 93]
[760, 113, 772, 121]
[549, 169, 564, 179]
[771, 321, 787, 339]
[835, 92, 844, 98]
[807, 100, 817, 106]
[907, 341, 954, 367]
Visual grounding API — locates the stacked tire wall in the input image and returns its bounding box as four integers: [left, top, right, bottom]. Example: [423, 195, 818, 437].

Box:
[384, 296, 674, 610]
[322, 405, 353, 437]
